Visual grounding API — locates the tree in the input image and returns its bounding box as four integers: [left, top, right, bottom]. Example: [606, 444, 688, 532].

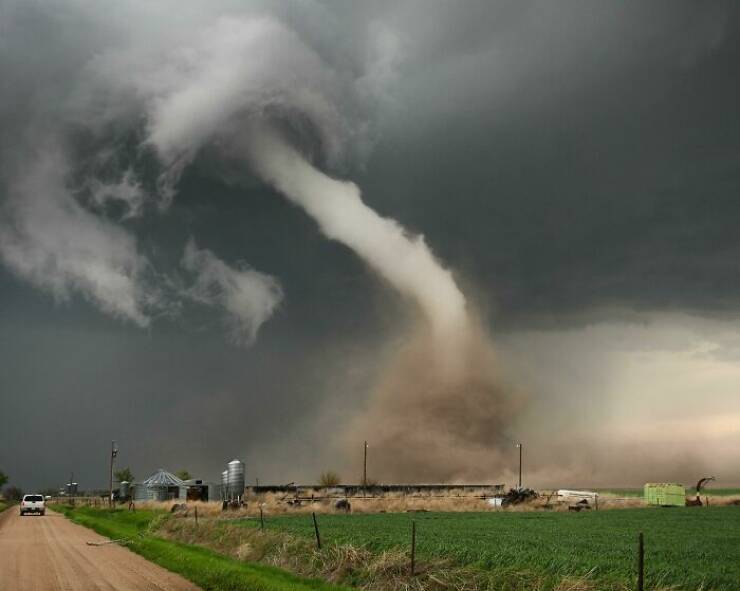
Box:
[175, 470, 192, 481]
[0, 471, 8, 491]
[319, 471, 341, 487]
[114, 467, 134, 483]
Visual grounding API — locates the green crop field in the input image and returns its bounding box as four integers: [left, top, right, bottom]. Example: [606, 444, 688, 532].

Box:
[242, 507, 740, 590]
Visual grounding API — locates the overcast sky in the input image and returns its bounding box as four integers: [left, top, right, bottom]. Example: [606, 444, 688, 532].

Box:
[1, 0, 739, 491]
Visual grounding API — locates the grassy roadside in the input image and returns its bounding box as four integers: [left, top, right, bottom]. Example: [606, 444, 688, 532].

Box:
[0, 502, 8, 513]
[52, 505, 351, 591]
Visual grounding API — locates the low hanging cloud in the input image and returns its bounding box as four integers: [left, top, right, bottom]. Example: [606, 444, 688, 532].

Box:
[181, 239, 283, 345]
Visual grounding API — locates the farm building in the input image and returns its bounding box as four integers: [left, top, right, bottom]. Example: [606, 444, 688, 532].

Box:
[644, 483, 685, 506]
[131, 469, 221, 502]
[133, 469, 187, 501]
[183, 478, 220, 502]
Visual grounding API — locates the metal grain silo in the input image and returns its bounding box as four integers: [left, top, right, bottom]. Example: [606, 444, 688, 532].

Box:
[135, 469, 186, 502]
[221, 470, 229, 499]
[227, 459, 245, 500]
[119, 481, 130, 499]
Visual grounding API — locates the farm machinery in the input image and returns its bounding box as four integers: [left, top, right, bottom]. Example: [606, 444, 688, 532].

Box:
[686, 476, 715, 507]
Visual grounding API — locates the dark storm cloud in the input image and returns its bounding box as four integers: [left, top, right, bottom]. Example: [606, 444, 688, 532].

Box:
[1, 1, 740, 489]
[352, 0, 740, 327]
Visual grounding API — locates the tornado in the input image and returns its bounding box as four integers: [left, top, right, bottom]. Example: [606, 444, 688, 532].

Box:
[244, 125, 517, 482]
[245, 125, 469, 347]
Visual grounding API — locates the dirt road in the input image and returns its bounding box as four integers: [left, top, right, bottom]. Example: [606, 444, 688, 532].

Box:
[0, 508, 201, 590]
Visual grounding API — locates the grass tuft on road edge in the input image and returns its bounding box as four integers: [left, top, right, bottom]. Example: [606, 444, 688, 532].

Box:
[53, 505, 351, 591]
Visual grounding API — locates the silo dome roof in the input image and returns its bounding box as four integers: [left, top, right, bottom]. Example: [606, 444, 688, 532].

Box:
[141, 469, 185, 487]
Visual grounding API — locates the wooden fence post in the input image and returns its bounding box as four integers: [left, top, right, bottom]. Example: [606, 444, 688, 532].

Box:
[410, 520, 416, 576]
[312, 512, 322, 550]
[194, 506, 198, 526]
[260, 507, 264, 531]
[637, 532, 644, 591]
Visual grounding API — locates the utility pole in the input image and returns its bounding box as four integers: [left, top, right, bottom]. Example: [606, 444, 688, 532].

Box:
[516, 442, 523, 489]
[108, 441, 118, 508]
[363, 441, 368, 488]
[69, 472, 73, 496]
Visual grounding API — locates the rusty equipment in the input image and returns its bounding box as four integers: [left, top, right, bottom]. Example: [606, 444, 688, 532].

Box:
[501, 487, 538, 507]
[686, 476, 716, 506]
[568, 498, 592, 512]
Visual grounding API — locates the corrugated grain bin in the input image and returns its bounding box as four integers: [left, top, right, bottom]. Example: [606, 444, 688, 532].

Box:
[227, 459, 245, 499]
[644, 483, 685, 506]
[221, 470, 229, 500]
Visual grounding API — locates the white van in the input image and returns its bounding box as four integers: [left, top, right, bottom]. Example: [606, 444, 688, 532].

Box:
[20, 494, 45, 516]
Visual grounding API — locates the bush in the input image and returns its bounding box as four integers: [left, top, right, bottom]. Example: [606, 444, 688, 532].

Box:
[319, 471, 341, 487]
[114, 467, 134, 483]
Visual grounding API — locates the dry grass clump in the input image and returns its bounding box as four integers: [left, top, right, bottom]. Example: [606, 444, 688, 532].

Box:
[136, 490, 740, 518]
[705, 495, 740, 507]
[135, 500, 225, 516]
[138, 496, 479, 518]
[551, 575, 603, 591]
[243, 492, 498, 515]
[136, 493, 643, 519]
[157, 514, 312, 563]
[592, 497, 644, 510]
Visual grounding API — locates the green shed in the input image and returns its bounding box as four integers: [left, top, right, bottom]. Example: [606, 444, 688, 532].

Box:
[644, 483, 685, 507]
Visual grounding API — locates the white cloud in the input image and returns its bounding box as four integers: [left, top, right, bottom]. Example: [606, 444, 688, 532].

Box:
[0, 1, 406, 340]
[181, 239, 283, 345]
[0, 145, 153, 325]
[84, 13, 349, 186]
[87, 168, 145, 219]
